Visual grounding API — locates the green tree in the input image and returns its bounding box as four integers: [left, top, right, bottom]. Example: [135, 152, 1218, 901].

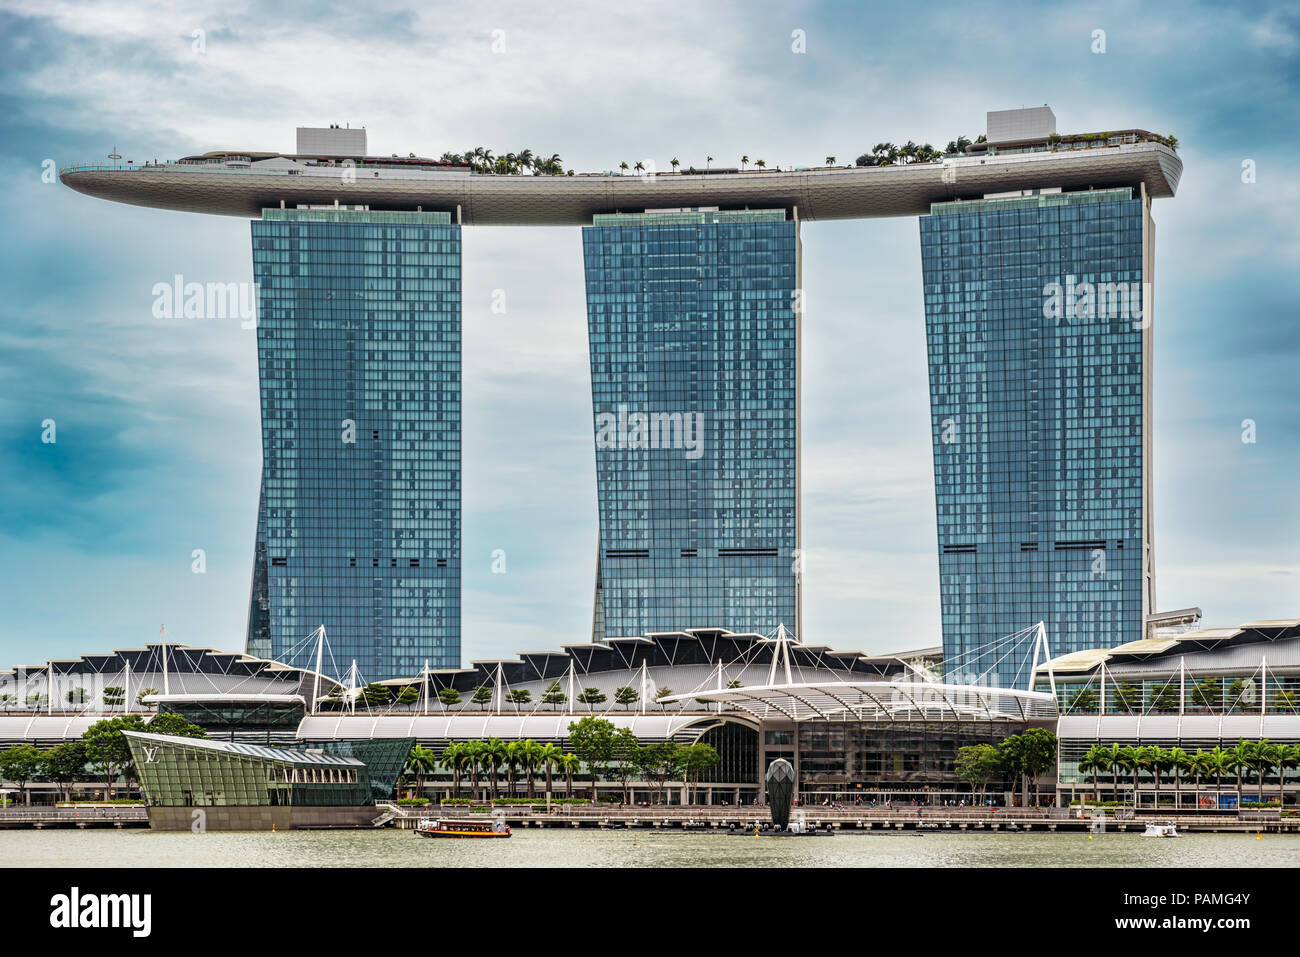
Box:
[1078, 745, 1111, 806]
[471, 686, 493, 711]
[1168, 747, 1194, 810]
[541, 681, 567, 711]
[147, 713, 207, 739]
[464, 740, 485, 801]
[135, 687, 160, 709]
[613, 686, 639, 710]
[518, 739, 543, 798]
[482, 738, 508, 800]
[1115, 745, 1140, 800]
[567, 716, 617, 802]
[1148, 682, 1178, 713]
[1192, 676, 1222, 712]
[559, 753, 580, 799]
[537, 742, 564, 802]
[82, 715, 148, 799]
[102, 686, 126, 709]
[396, 686, 420, 705]
[441, 742, 469, 798]
[576, 687, 607, 711]
[507, 689, 532, 709]
[0, 744, 43, 805]
[1067, 687, 1098, 713]
[679, 743, 719, 804]
[955, 743, 1003, 798]
[42, 742, 87, 803]
[361, 683, 390, 707]
[1112, 682, 1140, 713]
[438, 687, 462, 709]
[66, 687, 89, 707]
[404, 745, 438, 798]
[654, 686, 674, 711]
[505, 740, 524, 798]
[635, 741, 681, 805]
[610, 727, 640, 804]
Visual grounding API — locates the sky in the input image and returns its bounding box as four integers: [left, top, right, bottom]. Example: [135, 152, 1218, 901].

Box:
[0, 0, 1296, 671]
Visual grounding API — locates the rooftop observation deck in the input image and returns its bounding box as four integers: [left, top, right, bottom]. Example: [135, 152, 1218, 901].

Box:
[60, 139, 1181, 225]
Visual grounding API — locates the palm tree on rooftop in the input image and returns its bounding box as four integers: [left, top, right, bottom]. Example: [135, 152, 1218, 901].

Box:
[755, 159, 766, 169]
[634, 161, 645, 174]
[518, 148, 535, 172]
[706, 155, 713, 170]
[619, 161, 629, 174]
[670, 157, 680, 172]
[825, 156, 836, 166]
[740, 154, 749, 170]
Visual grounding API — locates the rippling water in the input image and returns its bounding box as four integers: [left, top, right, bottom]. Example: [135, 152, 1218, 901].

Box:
[4, 828, 1298, 867]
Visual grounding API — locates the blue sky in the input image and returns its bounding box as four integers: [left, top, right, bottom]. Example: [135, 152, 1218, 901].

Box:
[0, 0, 1296, 670]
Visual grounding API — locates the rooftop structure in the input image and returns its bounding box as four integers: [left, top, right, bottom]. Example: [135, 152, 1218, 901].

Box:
[59, 129, 1181, 224]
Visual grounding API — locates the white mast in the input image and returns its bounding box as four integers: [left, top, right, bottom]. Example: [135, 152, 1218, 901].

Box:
[123, 655, 131, 715]
[312, 625, 325, 714]
[423, 659, 430, 716]
[160, 624, 170, 696]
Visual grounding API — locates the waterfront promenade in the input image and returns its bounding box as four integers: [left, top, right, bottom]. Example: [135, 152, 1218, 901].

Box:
[1, 803, 1291, 834]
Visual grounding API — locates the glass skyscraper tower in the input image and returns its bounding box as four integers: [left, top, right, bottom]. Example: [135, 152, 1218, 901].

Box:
[245, 208, 462, 680]
[583, 208, 801, 640]
[921, 187, 1156, 688]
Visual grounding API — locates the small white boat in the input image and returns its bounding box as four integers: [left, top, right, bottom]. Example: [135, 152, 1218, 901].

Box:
[1142, 822, 1179, 838]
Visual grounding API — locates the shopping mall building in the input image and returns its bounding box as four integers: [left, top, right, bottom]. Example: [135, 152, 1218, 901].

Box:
[3, 613, 1295, 808]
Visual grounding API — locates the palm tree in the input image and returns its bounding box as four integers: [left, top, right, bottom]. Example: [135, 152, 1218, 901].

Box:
[754, 159, 766, 169]
[559, 753, 580, 799]
[1115, 746, 1139, 803]
[1239, 739, 1273, 803]
[404, 745, 438, 800]
[482, 737, 508, 801]
[825, 156, 836, 166]
[1277, 743, 1300, 807]
[519, 739, 542, 798]
[440, 742, 467, 799]
[1078, 745, 1110, 807]
[706, 155, 713, 170]
[465, 741, 487, 801]
[1102, 742, 1124, 802]
[517, 148, 535, 172]
[740, 155, 749, 170]
[633, 161, 645, 175]
[504, 740, 523, 799]
[1169, 747, 1193, 811]
[537, 743, 564, 802]
[1229, 741, 1250, 805]
[670, 157, 680, 172]
[1203, 746, 1232, 805]
[619, 161, 629, 174]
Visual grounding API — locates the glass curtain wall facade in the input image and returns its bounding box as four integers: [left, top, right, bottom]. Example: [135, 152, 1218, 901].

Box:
[921, 188, 1155, 688]
[583, 209, 800, 640]
[246, 208, 462, 680]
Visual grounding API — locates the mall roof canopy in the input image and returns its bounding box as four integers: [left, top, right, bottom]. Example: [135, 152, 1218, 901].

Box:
[658, 680, 1057, 723]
